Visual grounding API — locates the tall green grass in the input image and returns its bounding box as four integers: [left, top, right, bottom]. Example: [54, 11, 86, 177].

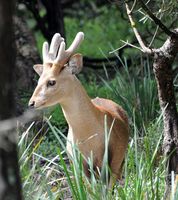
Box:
[18, 57, 177, 199]
[18, 113, 178, 200]
[102, 56, 159, 131]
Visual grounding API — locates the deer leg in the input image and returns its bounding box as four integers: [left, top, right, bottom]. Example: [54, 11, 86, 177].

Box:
[109, 156, 124, 189]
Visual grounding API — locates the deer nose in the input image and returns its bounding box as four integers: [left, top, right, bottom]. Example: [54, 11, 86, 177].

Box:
[28, 101, 35, 108]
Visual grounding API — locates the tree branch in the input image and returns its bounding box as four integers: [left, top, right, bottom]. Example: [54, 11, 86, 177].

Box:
[24, 1, 49, 39]
[125, 2, 152, 54]
[0, 110, 38, 133]
[138, 0, 177, 37]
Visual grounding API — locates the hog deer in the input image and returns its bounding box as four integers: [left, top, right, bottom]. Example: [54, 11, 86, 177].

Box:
[29, 32, 129, 187]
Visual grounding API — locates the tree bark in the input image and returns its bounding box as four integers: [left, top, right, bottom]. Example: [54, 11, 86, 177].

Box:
[14, 15, 41, 114]
[0, 2, 16, 119]
[153, 30, 178, 196]
[0, 132, 22, 200]
[15, 16, 41, 92]
[125, 3, 178, 195]
[0, 0, 23, 199]
[21, 0, 65, 41]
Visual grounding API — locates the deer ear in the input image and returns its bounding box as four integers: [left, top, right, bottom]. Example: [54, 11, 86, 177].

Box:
[33, 64, 43, 76]
[68, 53, 83, 74]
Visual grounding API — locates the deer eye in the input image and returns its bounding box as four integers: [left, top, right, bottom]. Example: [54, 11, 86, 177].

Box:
[47, 80, 56, 87]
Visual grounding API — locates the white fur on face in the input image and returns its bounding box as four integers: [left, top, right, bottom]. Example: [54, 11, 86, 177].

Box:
[39, 86, 47, 99]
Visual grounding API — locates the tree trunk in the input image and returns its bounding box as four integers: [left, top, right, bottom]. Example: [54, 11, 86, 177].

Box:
[153, 31, 178, 197]
[0, 0, 23, 199]
[14, 15, 41, 114]
[41, 0, 65, 40]
[15, 16, 41, 92]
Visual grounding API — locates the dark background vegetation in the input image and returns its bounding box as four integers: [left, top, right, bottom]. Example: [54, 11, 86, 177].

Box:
[0, 0, 178, 199]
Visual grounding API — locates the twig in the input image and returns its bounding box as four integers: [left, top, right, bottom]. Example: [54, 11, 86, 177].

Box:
[138, 0, 177, 37]
[120, 40, 143, 52]
[130, 0, 137, 13]
[149, 25, 159, 47]
[109, 43, 128, 54]
[125, 2, 152, 54]
[0, 110, 38, 133]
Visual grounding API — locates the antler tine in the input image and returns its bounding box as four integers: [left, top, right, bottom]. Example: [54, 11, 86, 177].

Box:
[42, 32, 84, 65]
[42, 41, 49, 63]
[49, 33, 64, 55]
[54, 32, 84, 64]
[66, 32, 84, 56]
[54, 41, 66, 64]
[42, 33, 64, 64]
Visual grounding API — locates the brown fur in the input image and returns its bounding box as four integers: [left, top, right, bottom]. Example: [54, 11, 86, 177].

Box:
[91, 98, 129, 183]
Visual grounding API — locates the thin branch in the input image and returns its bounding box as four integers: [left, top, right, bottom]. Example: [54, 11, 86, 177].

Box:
[0, 110, 38, 133]
[125, 2, 152, 54]
[24, 2, 49, 39]
[149, 25, 159, 47]
[109, 43, 128, 54]
[138, 0, 177, 37]
[120, 40, 143, 52]
[130, 0, 137, 13]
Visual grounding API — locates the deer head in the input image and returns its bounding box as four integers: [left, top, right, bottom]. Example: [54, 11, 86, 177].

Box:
[28, 32, 84, 109]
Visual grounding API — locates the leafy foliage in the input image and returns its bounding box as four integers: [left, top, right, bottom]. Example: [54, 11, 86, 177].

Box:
[34, 5, 132, 58]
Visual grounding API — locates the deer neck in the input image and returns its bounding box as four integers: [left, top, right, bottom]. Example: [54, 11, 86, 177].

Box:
[60, 76, 101, 139]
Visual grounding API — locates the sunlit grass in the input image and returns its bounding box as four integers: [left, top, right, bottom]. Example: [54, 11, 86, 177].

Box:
[18, 111, 178, 199]
[18, 61, 174, 200]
